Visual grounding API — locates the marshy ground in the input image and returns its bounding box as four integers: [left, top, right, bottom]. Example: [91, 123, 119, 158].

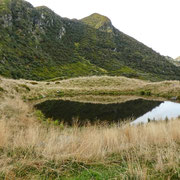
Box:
[0, 76, 180, 179]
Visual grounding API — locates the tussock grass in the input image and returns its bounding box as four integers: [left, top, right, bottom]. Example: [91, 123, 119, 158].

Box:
[0, 96, 180, 178]
[1, 75, 180, 103]
[1, 76, 180, 178]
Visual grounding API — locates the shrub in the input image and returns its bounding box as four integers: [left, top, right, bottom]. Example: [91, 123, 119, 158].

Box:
[0, 87, 4, 92]
[54, 120, 59, 126]
[35, 110, 45, 121]
[30, 82, 38, 85]
[19, 84, 31, 91]
[140, 90, 151, 96]
[146, 91, 151, 96]
[55, 82, 60, 84]
[140, 90, 145, 95]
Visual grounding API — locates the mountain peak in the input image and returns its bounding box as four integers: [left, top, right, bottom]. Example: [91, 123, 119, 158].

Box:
[86, 13, 110, 21]
[81, 13, 113, 32]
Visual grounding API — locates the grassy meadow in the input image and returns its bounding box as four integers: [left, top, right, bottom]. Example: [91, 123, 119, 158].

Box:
[0, 75, 180, 179]
[2, 75, 180, 103]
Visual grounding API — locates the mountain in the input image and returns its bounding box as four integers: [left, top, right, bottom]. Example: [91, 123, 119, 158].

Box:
[0, 0, 180, 81]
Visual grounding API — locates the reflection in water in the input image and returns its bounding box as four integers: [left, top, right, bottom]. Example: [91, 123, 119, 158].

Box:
[35, 99, 161, 125]
[132, 101, 180, 124]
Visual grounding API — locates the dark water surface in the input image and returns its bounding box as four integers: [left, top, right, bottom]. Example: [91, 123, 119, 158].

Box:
[35, 99, 162, 125]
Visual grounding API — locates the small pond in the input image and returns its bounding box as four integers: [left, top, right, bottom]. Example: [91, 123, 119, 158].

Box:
[35, 99, 161, 125]
[35, 99, 180, 126]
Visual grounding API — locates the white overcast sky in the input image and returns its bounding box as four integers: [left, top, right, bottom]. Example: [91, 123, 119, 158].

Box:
[26, 0, 180, 58]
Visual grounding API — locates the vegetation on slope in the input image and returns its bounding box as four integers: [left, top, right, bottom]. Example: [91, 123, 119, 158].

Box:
[0, 0, 180, 81]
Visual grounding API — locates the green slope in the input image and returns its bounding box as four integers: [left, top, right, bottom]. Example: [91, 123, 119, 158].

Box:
[0, 0, 180, 81]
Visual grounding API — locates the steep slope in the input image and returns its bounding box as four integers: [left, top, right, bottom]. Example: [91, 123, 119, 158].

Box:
[81, 13, 180, 80]
[0, 0, 180, 81]
[0, 0, 106, 80]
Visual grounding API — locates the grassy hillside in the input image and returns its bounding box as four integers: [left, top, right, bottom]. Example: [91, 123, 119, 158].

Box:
[1, 75, 180, 103]
[1, 0, 180, 81]
[1, 75, 180, 179]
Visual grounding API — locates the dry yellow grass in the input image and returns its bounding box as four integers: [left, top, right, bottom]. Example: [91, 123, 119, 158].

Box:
[0, 95, 180, 178]
[2, 115, 179, 162]
[1, 75, 180, 103]
[1, 75, 180, 178]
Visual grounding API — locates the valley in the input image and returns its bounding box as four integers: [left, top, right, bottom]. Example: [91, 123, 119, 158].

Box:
[1, 0, 180, 179]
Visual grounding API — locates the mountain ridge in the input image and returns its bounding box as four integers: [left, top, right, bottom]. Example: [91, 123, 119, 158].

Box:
[0, 0, 180, 81]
